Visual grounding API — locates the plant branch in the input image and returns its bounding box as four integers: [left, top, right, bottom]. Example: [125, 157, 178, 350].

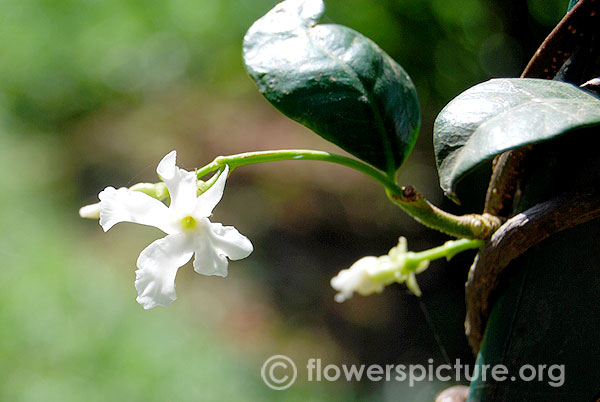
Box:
[466, 187, 600, 352]
[387, 187, 499, 239]
[521, 0, 598, 80]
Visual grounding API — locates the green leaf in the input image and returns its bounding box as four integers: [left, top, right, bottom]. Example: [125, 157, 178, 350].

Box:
[433, 78, 600, 202]
[243, 0, 420, 175]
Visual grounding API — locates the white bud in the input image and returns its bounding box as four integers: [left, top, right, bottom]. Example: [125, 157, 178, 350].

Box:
[330, 256, 385, 302]
[79, 202, 101, 219]
[330, 236, 428, 302]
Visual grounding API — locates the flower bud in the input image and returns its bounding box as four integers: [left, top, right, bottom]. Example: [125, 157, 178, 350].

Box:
[79, 203, 101, 219]
[330, 256, 385, 302]
[129, 182, 168, 200]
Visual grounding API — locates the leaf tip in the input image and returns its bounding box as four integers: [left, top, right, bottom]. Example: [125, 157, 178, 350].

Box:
[246, 0, 325, 36]
[444, 191, 461, 205]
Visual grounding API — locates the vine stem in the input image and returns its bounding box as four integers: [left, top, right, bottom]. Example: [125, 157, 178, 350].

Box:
[410, 238, 485, 265]
[196, 150, 500, 239]
[369, 238, 485, 286]
[466, 188, 600, 351]
[196, 149, 399, 192]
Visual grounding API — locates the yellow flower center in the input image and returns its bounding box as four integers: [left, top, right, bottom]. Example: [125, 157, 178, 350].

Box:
[180, 216, 197, 230]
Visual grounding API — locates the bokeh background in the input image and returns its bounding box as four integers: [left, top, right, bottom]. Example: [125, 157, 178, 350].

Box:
[0, 0, 567, 400]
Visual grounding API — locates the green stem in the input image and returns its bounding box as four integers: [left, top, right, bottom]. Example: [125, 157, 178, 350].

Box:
[196, 150, 400, 192]
[409, 238, 485, 266]
[369, 238, 485, 284]
[196, 150, 500, 239]
[387, 188, 500, 239]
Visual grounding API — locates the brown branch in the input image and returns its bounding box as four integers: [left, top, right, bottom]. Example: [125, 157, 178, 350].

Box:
[483, 147, 530, 216]
[465, 188, 600, 352]
[521, 0, 599, 80]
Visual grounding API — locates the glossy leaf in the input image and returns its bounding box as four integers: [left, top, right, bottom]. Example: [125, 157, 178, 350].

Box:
[433, 78, 600, 202]
[243, 0, 420, 175]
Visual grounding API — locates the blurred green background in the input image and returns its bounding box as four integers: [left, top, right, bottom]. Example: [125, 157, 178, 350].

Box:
[0, 0, 566, 400]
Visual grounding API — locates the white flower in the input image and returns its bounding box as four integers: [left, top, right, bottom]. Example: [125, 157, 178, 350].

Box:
[330, 237, 428, 302]
[98, 151, 253, 309]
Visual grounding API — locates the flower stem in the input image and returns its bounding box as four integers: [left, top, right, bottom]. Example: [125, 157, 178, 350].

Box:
[196, 150, 399, 192]
[369, 239, 484, 283]
[408, 238, 485, 268]
[196, 150, 500, 239]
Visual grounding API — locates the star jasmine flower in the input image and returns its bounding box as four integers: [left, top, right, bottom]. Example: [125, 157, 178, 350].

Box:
[98, 151, 253, 309]
[330, 237, 428, 302]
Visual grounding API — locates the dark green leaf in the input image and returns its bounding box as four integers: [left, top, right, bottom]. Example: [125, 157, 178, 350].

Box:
[243, 0, 420, 175]
[433, 78, 600, 202]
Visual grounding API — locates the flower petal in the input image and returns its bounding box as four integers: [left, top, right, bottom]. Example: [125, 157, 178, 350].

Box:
[191, 218, 252, 277]
[98, 187, 173, 233]
[208, 221, 253, 260]
[156, 151, 197, 214]
[135, 233, 194, 309]
[192, 239, 229, 277]
[193, 165, 229, 218]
